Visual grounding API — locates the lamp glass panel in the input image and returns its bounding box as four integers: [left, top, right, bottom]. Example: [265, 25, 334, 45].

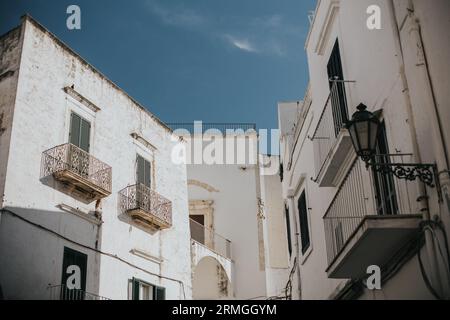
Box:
[355, 121, 369, 151]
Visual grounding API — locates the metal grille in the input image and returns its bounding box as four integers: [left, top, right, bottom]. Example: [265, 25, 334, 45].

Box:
[118, 184, 172, 227]
[41, 143, 112, 192]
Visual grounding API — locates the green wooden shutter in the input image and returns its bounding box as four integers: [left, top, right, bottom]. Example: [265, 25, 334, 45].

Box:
[132, 278, 140, 300]
[61, 247, 88, 300]
[69, 113, 81, 147]
[79, 119, 90, 152]
[154, 286, 166, 300]
[136, 155, 151, 187]
[137, 155, 145, 185]
[69, 112, 90, 152]
[144, 159, 151, 188]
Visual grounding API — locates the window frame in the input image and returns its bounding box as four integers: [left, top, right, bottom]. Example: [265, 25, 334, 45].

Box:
[130, 278, 165, 300]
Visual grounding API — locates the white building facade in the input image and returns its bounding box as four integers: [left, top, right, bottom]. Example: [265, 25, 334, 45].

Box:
[0, 16, 192, 300]
[169, 125, 270, 300]
[278, 0, 450, 300]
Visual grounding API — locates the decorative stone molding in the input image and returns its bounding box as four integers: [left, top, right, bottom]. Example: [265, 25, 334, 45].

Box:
[314, 0, 340, 55]
[63, 85, 101, 113]
[188, 180, 219, 193]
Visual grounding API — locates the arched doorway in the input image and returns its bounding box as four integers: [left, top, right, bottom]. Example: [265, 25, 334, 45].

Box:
[192, 256, 232, 300]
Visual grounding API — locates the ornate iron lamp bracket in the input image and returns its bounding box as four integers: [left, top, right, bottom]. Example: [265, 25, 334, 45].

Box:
[368, 161, 442, 200]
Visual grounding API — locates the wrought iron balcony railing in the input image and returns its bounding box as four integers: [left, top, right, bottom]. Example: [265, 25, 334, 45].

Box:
[47, 285, 110, 300]
[311, 80, 355, 180]
[41, 143, 112, 201]
[189, 218, 232, 260]
[323, 155, 420, 271]
[119, 184, 172, 230]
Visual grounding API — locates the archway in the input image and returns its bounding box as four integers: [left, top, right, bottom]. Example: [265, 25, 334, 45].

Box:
[192, 256, 232, 300]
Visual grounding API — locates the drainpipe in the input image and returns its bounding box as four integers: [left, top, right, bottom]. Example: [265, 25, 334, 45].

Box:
[388, 0, 446, 297]
[287, 193, 302, 299]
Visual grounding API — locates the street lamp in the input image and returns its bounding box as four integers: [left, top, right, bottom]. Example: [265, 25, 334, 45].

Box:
[346, 103, 441, 198]
[346, 103, 380, 162]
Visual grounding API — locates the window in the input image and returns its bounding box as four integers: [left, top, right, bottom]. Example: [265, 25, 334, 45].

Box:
[327, 40, 348, 136]
[136, 154, 151, 188]
[285, 205, 292, 257]
[130, 278, 165, 300]
[69, 112, 91, 152]
[372, 122, 398, 215]
[298, 191, 310, 254]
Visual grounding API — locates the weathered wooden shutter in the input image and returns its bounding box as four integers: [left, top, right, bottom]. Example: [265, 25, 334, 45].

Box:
[80, 119, 90, 152]
[69, 113, 81, 147]
[69, 112, 90, 152]
[136, 155, 151, 188]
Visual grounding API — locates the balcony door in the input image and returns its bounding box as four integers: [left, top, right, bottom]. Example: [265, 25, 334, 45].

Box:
[136, 154, 151, 188]
[372, 122, 398, 215]
[136, 155, 151, 210]
[327, 39, 348, 136]
[69, 112, 91, 177]
[190, 214, 206, 245]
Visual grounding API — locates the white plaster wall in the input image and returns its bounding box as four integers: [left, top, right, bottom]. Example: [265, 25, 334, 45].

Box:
[0, 17, 192, 300]
[186, 134, 267, 300]
[259, 155, 290, 298]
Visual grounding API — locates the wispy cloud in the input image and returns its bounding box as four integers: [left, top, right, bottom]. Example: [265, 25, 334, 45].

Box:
[143, 2, 302, 57]
[224, 35, 258, 53]
[145, 0, 206, 28]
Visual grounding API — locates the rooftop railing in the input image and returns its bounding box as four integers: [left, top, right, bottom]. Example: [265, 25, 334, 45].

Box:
[167, 123, 256, 134]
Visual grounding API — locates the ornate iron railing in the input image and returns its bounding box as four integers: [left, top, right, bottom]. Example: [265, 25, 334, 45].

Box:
[189, 218, 232, 260]
[323, 155, 418, 267]
[47, 285, 111, 300]
[41, 143, 112, 193]
[311, 80, 355, 179]
[118, 184, 172, 228]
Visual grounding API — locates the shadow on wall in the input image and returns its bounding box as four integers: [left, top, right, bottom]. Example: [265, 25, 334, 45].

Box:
[0, 206, 102, 300]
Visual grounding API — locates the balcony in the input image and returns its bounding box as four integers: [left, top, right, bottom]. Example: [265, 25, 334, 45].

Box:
[190, 218, 232, 260]
[41, 143, 112, 202]
[312, 80, 355, 187]
[47, 285, 110, 300]
[324, 158, 422, 279]
[118, 184, 172, 230]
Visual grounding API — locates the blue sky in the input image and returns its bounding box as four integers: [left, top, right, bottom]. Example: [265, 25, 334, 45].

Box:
[1, 0, 315, 130]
